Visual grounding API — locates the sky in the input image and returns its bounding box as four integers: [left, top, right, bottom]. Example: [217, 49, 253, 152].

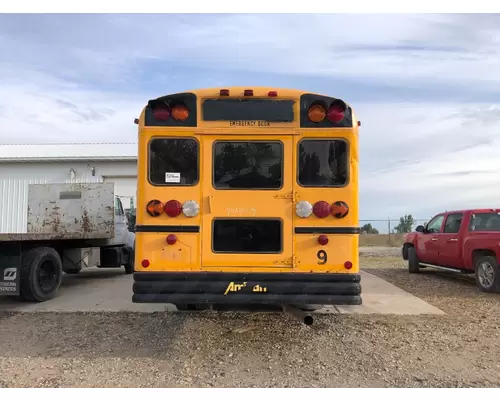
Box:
[0, 13, 499, 227]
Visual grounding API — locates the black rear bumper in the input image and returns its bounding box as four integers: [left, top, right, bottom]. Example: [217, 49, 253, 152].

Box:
[132, 271, 361, 306]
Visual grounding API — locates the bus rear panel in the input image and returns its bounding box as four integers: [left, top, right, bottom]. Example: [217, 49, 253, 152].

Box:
[132, 87, 361, 310]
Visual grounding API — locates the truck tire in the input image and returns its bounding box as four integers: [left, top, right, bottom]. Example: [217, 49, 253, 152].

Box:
[124, 246, 134, 274]
[408, 247, 420, 274]
[475, 255, 500, 293]
[20, 247, 63, 302]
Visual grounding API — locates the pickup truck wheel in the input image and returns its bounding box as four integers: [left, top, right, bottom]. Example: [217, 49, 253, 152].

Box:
[124, 246, 134, 274]
[20, 247, 63, 302]
[475, 256, 500, 293]
[408, 247, 420, 274]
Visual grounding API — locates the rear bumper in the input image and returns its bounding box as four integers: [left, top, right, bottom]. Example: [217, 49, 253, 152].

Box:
[132, 271, 361, 306]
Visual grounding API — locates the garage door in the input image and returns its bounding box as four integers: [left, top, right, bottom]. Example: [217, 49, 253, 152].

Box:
[103, 176, 137, 210]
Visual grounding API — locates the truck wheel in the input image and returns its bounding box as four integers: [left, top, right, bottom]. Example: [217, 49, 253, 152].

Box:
[20, 247, 63, 302]
[475, 255, 500, 293]
[408, 247, 420, 274]
[124, 246, 134, 274]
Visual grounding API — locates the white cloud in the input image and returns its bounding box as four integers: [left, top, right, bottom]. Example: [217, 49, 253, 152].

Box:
[0, 13, 499, 219]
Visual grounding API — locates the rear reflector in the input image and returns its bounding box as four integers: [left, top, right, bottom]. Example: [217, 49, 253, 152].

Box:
[166, 234, 177, 245]
[344, 261, 353, 270]
[141, 259, 150, 268]
[318, 235, 329, 246]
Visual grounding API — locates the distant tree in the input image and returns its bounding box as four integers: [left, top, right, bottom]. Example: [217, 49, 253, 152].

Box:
[360, 223, 379, 234]
[393, 215, 415, 233]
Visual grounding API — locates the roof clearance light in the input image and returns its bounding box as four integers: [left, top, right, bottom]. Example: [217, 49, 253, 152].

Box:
[146, 199, 164, 217]
[171, 105, 189, 121]
[164, 199, 183, 217]
[307, 105, 326, 123]
[296, 201, 313, 218]
[152, 105, 171, 121]
[331, 201, 349, 219]
[220, 89, 230, 96]
[244, 89, 254, 96]
[268, 91, 278, 97]
[327, 102, 346, 123]
[182, 200, 200, 218]
[313, 201, 331, 218]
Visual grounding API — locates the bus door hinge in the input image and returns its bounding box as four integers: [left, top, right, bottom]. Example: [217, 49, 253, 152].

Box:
[274, 256, 299, 268]
[274, 191, 297, 202]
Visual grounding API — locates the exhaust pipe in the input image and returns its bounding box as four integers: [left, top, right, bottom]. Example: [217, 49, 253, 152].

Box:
[282, 305, 314, 326]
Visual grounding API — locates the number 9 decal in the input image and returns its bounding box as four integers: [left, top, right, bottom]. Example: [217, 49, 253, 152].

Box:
[317, 250, 328, 265]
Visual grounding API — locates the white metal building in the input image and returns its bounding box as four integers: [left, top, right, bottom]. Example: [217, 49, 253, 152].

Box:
[0, 143, 138, 233]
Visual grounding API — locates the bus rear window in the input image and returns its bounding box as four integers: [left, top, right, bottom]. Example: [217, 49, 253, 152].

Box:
[298, 139, 348, 187]
[149, 138, 199, 185]
[213, 141, 283, 189]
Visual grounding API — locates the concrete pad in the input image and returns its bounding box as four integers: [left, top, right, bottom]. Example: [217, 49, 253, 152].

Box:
[334, 270, 445, 315]
[0, 268, 444, 315]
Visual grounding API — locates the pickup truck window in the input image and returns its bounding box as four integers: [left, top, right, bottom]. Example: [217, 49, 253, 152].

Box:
[427, 214, 444, 233]
[469, 212, 500, 231]
[443, 213, 463, 233]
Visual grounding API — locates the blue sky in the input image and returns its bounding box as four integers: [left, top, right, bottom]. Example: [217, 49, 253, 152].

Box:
[0, 13, 499, 227]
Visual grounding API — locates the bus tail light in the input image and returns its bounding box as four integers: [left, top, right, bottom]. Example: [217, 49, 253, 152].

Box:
[182, 200, 200, 218]
[296, 201, 313, 218]
[171, 105, 189, 121]
[318, 235, 329, 246]
[164, 200, 182, 217]
[220, 89, 230, 96]
[146, 200, 164, 217]
[244, 89, 254, 96]
[307, 105, 326, 123]
[327, 101, 346, 123]
[166, 234, 177, 245]
[268, 91, 278, 97]
[152, 105, 171, 121]
[313, 201, 331, 218]
[331, 201, 349, 218]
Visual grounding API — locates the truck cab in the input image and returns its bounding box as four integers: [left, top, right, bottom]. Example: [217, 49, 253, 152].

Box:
[402, 209, 500, 293]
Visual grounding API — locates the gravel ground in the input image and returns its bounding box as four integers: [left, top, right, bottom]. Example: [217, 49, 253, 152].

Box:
[1, 249, 499, 388]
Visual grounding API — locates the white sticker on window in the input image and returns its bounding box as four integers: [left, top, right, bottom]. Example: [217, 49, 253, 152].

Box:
[165, 172, 181, 183]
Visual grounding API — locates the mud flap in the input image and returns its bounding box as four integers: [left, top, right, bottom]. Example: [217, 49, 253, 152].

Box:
[0, 242, 21, 296]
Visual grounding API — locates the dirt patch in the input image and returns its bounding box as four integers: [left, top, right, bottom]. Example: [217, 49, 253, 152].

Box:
[0, 251, 499, 388]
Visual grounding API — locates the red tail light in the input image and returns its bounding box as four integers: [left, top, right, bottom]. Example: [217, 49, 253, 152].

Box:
[166, 234, 177, 245]
[146, 199, 164, 217]
[313, 201, 331, 218]
[327, 102, 346, 123]
[220, 89, 230, 96]
[268, 91, 278, 97]
[164, 200, 182, 217]
[152, 105, 170, 121]
[331, 201, 349, 218]
[244, 89, 253, 96]
[318, 235, 329, 246]
[171, 105, 189, 121]
[141, 259, 150, 268]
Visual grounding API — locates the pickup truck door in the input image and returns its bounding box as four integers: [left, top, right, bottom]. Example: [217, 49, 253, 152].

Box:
[438, 212, 465, 268]
[416, 214, 445, 264]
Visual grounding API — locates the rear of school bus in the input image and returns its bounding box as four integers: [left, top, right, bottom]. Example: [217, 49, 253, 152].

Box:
[132, 87, 361, 315]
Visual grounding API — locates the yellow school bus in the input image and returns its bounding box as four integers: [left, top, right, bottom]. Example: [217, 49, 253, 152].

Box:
[132, 87, 361, 321]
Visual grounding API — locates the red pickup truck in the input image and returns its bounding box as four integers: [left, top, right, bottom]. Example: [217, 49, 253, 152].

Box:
[402, 209, 500, 293]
